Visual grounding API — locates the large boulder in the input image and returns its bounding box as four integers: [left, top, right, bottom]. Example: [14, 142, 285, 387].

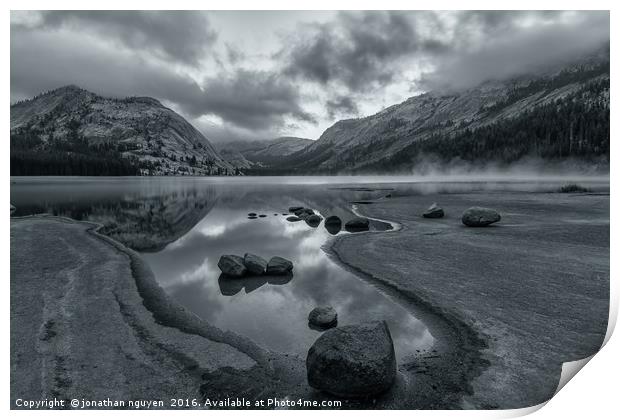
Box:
[308, 306, 338, 330]
[462, 207, 501, 227]
[423, 203, 444, 218]
[344, 217, 370, 232]
[306, 321, 396, 398]
[266, 256, 294, 275]
[306, 214, 323, 227]
[218, 255, 247, 278]
[324, 215, 342, 235]
[243, 253, 268, 275]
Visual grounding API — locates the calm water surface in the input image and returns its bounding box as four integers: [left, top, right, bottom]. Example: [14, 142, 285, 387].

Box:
[10, 176, 609, 360]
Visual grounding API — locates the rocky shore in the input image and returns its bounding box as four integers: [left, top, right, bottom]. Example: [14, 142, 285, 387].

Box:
[10, 188, 610, 409]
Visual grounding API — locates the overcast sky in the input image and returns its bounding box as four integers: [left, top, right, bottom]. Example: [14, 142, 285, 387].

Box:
[10, 10, 609, 143]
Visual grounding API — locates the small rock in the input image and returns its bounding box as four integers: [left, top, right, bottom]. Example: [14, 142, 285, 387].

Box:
[259, 214, 267, 218]
[289, 206, 304, 213]
[248, 216, 258, 219]
[266, 256, 293, 275]
[345, 217, 370, 232]
[306, 321, 396, 398]
[306, 214, 323, 227]
[462, 207, 501, 227]
[10, 204, 16, 215]
[248, 212, 257, 217]
[286, 216, 302, 222]
[217, 255, 247, 278]
[423, 203, 444, 218]
[244, 253, 268, 275]
[308, 306, 338, 330]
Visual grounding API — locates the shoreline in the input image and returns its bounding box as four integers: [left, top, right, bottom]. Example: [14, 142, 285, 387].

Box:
[11, 184, 609, 409]
[323, 213, 490, 409]
[328, 191, 609, 409]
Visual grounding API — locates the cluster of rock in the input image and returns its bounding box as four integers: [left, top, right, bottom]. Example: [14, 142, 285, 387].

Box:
[421, 203, 501, 227]
[217, 253, 293, 277]
[287, 205, 372, 234]
[306, 321, 397, 398]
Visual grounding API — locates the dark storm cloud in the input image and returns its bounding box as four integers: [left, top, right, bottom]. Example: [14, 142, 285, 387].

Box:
[282, 11, 447, 91]
[11, 25, 313, 133]
[326, 95, 359, 120]
[196, 70, 317, 131]
[21, 10, 216, 66]
[282, 10, 609, 94]
[420, 11, 610, 91]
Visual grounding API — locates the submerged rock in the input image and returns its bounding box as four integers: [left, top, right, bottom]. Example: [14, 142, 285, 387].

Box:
[324, 215, 342, 235]
[217, 255, 247, 278]
[462, 207, 501, 227]
[423, 203, 444, 219]
[308, 306, 338, 330]
[287, 216, 302, 222]
[243, 253, 268, 275]
[306, 214, 322, 227]
[266, 256, 293, 275]
[345, 217, 370, 232]
[306, 321, 396, 398]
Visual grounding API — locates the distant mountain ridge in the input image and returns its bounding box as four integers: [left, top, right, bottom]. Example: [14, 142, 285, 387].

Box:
[11, 85, 235, 176]
[273, 48, 610, 174]
[216, 136, 314, 168]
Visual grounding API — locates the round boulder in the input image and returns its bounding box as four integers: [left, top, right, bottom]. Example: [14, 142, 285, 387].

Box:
[306, 321, 396, 398]
[243, 253, 268, 275]
[324, 215, 342, 235]
[266, 256, 294, 275]
[217, 255, 247, 278]
[462, 207, 501, 227]
[423, 203, 444, 218]
[308, 306, 338, 330]
[306, 214, 323, 227]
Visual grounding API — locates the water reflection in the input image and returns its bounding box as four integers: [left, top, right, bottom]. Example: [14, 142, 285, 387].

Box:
[13, 176, 607, 360]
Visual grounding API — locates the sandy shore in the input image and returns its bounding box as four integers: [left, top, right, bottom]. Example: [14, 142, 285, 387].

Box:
[330, 191, 609, 409]
[10, 189, 609, 409]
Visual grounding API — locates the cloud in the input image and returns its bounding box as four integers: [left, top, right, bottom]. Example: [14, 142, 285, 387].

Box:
[419, 11, 610, 91]
[281, 11, 446, 92]
[326, 95, 359, 120]
[195, 70, 316, 131]
[15, 10, 217, 66]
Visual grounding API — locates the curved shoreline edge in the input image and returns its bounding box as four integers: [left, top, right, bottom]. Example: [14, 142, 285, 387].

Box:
[323, 210, 490, 409]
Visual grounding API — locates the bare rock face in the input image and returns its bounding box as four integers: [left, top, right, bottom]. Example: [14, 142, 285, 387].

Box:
[344, 217, 370, 232]
[266, 256, 294, 275]
[423, 203, 444, 218]
[308, 306, 338, 330]
[243, 253, 268, 275]
[462, 207, 501, 227]
[306, 321, 397, 398]
[217, 255, 247, 278]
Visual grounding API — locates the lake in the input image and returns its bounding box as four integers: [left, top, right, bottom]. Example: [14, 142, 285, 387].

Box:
[10, 175, 609, 362]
